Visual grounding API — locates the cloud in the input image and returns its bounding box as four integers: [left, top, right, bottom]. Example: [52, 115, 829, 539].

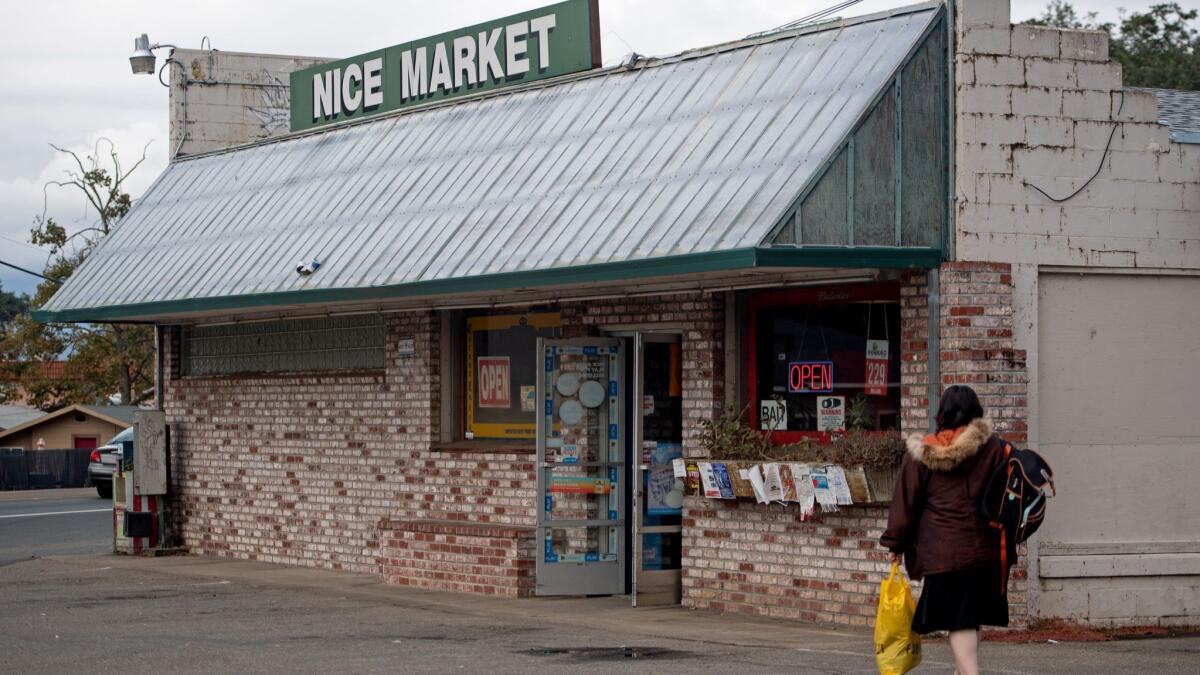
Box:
[0, 121, 168, 296]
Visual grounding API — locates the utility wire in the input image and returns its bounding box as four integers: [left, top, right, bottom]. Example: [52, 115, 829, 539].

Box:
[1023, 92, 1125, 203]
[0, 259, 61, 284]
[748, 0, 864, 38]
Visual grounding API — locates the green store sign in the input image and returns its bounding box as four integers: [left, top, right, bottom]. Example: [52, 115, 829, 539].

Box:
[289, 0, 601, 132]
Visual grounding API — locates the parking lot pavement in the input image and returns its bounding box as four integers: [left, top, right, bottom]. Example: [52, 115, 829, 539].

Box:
[1, 554, 1198, 674]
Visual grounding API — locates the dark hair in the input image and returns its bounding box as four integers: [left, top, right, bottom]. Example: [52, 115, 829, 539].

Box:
[935, 385, 984, 431]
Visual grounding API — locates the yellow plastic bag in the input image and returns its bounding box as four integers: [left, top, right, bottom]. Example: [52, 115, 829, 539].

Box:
[874, 562, 922, 674]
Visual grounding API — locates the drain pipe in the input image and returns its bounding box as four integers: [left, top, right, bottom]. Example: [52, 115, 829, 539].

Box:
[154, 325, 164, 410]
[926, 268, 940, 431]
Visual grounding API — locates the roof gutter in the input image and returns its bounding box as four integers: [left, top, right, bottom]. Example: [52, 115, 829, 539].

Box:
[34, 246, 940, 324]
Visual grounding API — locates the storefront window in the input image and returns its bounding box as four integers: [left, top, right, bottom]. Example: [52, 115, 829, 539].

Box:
[465, 311, 561, 440]
[747, 287, 901, 441]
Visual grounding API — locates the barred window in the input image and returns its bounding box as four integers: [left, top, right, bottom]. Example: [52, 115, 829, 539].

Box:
[182, 315, 386, 376]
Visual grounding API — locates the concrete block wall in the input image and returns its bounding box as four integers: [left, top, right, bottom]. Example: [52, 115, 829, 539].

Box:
[169, 49, 329, 157]
[954, 0, 1200, 270]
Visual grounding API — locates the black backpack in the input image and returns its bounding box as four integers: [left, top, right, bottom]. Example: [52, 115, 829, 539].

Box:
[981, 442, 1056, 572]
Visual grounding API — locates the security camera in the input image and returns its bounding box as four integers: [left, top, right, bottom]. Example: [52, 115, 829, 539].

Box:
[296, 258, 321, 276]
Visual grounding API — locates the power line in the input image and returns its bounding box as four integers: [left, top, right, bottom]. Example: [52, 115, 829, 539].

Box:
[0, 259, 61, 284]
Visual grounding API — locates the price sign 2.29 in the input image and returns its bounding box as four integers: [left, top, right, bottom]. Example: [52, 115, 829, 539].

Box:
[865, 340, 888, 396]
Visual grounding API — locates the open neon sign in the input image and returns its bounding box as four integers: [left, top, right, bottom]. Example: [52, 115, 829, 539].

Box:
[788, 361, 834, 393]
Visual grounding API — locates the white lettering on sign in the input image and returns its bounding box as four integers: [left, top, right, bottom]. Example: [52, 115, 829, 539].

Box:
[363, 57, 384, 108]
[478, 356, 511, 408]
[506, 20, 531, 76]
[401, 47, 428, 100]
[478, 28, 504, 82]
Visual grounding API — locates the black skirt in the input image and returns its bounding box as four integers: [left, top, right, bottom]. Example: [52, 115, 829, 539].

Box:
[912, 563, 1009, 634]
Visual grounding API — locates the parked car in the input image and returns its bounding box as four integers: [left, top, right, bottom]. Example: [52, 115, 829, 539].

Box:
[88, 427, 131, 499]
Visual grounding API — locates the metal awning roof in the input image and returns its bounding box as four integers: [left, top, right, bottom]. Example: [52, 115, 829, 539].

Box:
[36, 3, 942, 323]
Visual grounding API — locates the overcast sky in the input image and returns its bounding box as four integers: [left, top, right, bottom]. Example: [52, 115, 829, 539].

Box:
[0, 0, 1136, 296]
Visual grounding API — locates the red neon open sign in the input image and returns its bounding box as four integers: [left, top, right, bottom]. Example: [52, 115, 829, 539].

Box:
[788, 361, 834, 393]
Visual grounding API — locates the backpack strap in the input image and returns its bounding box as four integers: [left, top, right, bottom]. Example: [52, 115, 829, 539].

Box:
[998, 442, 1013, 594]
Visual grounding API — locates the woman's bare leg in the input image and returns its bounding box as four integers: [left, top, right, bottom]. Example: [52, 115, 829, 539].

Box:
[948, 629, 979, 675]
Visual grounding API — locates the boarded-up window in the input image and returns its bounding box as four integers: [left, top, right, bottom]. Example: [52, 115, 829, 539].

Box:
[182, 315, 386, 376]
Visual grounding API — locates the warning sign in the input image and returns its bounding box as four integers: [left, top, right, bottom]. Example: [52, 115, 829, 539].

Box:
[865, 339, 889, 396]
[477, 357, 511, 408]
[817, 396, 846, 432]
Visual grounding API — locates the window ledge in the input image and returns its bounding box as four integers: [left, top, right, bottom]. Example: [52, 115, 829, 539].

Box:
[432, 440, 537, 455]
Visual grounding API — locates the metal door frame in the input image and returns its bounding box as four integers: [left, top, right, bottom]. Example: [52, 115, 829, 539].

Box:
[535, 337, 626, 596]
[611, 330, 684, 607]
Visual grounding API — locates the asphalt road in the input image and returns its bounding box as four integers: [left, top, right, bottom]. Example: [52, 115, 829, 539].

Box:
[2, 489, 1199, 674]
[0, 488, 111, 567]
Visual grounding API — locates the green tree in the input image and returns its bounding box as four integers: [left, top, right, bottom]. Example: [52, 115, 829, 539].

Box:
[0, 139, 156, 409]
[1024, 2, 1200, 90]
[0, 285, 28, 326]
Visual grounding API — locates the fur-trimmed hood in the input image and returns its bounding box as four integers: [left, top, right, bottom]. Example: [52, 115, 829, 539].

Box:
[906, 418, 992, 471]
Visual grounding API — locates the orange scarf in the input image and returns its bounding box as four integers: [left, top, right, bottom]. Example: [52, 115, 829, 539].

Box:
[922, 425, 968, 448]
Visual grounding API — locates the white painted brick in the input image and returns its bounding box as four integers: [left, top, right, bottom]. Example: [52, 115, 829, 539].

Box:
[1104, 151, 1161, 181]
[1158, 209, 1200, 238]
[974, 55, 1025, 86]
[1115, 123, 1172, 152]
[959, 27, 1012, 56]
[957, 55, 976, 85]
[1074, 61, 1123, 91]
[958, 0, 1012, 31]
[1024, 58, 1076, 89]
[1011, 87, 1062, 117]
[1062, 89, 1112, 121]
[1059, 29, 1108, 62]
[1073, 120, 1118, 149]
[1153, 148, 1191, 183]
[959, 84, 1013, 114]
[980, 173, 1034, 204]
[1112, 90, 1159, 123]
[1024, 116, 1073, 147]
[1009, 25, 1060, 58]
[1184, 184, 1200, 211]
[1181, 145, 1200, 176]
[1013, 146, 1106, 178]
[970, 113, 1026, 144]
[960, 142, 1013, 173]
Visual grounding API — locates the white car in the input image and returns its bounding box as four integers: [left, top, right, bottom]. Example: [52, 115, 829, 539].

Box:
[87, 427, 131, 499]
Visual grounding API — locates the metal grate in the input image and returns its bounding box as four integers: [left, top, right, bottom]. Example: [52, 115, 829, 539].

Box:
[182, 314, 386, 376]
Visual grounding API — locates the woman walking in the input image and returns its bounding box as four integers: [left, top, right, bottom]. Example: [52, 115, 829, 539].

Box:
[880, 385, 1009, 675]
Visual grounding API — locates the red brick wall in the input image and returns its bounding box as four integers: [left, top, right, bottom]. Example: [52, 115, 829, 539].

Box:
[679, 266, 1030, 626]
[379, 520, 535, 597]
[561, 292, 724, 458]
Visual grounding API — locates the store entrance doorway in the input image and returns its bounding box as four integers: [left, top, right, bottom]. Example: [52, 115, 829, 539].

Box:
[631, 333, 684, 606]
[535, 338, 626, 596]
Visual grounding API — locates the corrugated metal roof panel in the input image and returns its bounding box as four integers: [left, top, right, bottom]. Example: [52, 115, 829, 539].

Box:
[41, 4, 939, 320]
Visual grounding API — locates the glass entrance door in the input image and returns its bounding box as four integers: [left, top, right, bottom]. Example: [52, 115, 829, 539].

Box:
[632, 333, 684, 606]
[535, 338, 625, 596]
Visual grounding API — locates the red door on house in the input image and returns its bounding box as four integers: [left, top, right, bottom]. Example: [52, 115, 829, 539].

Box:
[73, 437, 98, 449]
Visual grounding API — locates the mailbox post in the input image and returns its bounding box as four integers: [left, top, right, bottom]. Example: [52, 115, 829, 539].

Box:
[113, 410, 171, 555]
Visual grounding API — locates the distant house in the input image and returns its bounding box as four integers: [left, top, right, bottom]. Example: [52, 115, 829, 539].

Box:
[0, 361, 81, 407]
[0, 404, 42, 431]
[0, 405, 138, 450]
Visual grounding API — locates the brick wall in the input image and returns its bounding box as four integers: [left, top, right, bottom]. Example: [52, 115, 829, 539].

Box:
[682, 498, 891, 626]
[379, 520, 535, 597]
[162, 293, 726, 583]
[561, 292, 725, 458]
[681, 268, 1030, 626]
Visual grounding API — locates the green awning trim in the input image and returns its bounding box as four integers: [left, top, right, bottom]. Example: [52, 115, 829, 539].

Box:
[32, 246, 940, 323]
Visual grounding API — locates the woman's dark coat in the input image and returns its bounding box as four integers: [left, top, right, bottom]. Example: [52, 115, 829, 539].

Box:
[880, 418, 1006, 580]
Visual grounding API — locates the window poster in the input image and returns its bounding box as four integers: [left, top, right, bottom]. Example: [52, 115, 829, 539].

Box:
[646, 442, 684, 515]
[465, 312, 561, 439]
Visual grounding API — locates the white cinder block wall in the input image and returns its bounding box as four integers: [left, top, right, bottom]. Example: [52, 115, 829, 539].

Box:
[169, 49, 330, 157]
[954, 0, 1200, 626]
